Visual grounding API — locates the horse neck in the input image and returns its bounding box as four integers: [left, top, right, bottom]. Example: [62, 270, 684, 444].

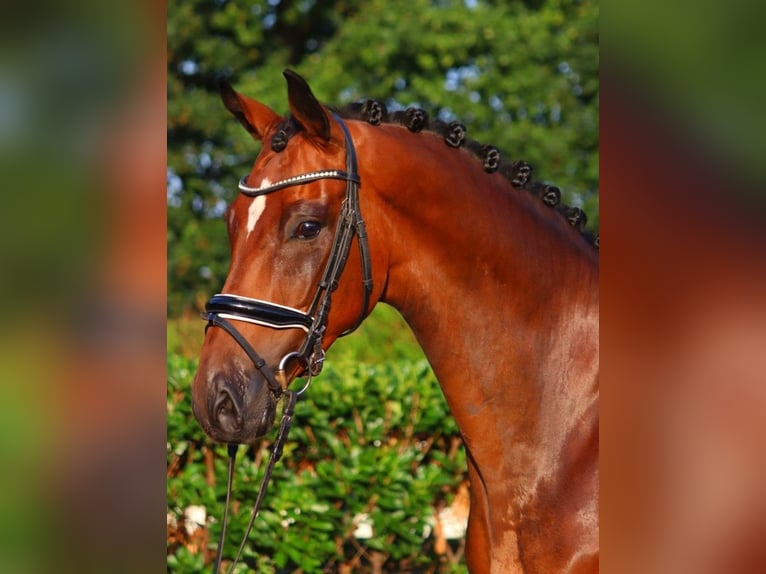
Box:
[362, 125, 599, 490]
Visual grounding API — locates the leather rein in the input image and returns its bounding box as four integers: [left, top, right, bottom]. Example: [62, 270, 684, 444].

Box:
[202, 114, 372, 573]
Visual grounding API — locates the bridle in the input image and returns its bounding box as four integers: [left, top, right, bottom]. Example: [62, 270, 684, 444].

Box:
[204, 113, 371, 397]
[202, 114, 372, 573]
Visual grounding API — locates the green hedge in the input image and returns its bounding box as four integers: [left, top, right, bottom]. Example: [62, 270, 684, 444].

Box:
[167, 345, 469, 572]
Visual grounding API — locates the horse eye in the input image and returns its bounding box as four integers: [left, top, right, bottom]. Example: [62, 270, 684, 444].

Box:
[294, 220, 322, 240]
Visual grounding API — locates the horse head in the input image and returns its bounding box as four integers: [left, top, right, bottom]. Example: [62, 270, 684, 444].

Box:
[192, 70, 383, 444]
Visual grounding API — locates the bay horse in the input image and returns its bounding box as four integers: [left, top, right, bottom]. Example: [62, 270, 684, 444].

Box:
[192, 69, 599, 573]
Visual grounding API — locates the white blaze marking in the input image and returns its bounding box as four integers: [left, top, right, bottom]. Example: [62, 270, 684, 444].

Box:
[246, 179, 269, 236]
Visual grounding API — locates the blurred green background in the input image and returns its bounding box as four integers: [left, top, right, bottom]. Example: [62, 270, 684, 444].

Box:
[1, 0, 763, 569]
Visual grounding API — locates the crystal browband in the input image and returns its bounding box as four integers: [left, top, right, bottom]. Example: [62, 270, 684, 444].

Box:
[238, 170, 360, 197]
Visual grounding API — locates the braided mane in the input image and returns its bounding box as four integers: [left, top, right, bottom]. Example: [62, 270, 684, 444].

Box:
[271, 99, 598, 250]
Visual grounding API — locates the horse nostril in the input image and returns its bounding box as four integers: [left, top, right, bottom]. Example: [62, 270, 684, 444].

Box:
[212, 387, 243, 434]
[200, 371, 277, 443]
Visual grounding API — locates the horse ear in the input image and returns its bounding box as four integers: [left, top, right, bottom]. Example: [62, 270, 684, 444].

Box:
[283, 69, 334, 142]
[219, 79, 280, 141]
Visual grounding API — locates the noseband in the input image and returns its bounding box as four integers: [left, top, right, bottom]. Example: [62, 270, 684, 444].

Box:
[203, 114, 372, 397]
[201, 115, 372, 573]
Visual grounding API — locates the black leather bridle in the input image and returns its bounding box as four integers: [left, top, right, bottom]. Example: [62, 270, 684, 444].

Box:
[203, 113, 372, 398]
[203, 114, 373, 573]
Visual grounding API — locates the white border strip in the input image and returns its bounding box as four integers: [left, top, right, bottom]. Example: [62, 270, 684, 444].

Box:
[215, 313, 310, 333]
[214, 293, 312, 332]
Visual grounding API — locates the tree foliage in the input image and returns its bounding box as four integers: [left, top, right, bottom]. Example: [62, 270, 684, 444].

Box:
[168, 0, 599, 316]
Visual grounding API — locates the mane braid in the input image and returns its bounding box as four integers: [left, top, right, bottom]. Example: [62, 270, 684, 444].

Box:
[274, 100, 597, 250]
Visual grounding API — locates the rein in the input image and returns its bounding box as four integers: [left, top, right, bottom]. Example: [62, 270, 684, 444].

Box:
[202, 114, 372, 573]
[211, 391, 297, 574]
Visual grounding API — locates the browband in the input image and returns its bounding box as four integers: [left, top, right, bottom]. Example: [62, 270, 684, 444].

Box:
[238, 170, 360, 197]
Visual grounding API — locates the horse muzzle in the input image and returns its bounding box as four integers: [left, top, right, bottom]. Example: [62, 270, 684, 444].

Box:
[192, 368, 278, 444]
